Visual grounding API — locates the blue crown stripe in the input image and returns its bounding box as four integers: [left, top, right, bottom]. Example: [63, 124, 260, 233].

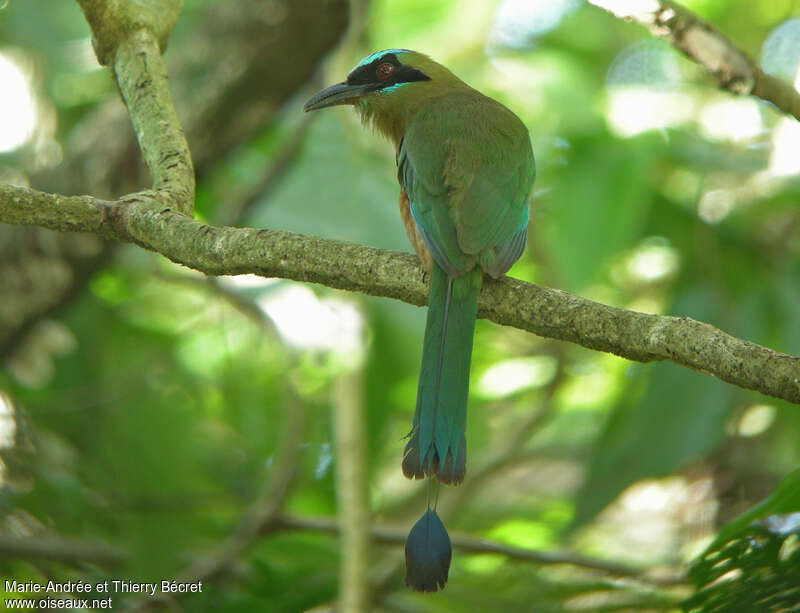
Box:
[354, 48, 410, 68]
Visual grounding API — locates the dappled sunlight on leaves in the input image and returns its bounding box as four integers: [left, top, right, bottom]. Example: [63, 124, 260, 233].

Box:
[2, 0, 800, 610]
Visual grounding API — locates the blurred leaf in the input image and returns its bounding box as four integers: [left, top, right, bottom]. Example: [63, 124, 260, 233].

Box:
[683, 478, 800, 613]
[705, 469, 800, 553]
[4, 0, 800, 610]
[545, 134, 660, 291]
[573, 356, 735, 527]
[252, 113, 409, 252]
[362, 296, 423, 472]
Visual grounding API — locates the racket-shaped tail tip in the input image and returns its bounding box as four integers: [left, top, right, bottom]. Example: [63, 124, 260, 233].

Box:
[404, 508, 452, 592]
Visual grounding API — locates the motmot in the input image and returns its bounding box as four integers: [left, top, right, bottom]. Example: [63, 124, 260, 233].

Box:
[304, 49, 535, 592]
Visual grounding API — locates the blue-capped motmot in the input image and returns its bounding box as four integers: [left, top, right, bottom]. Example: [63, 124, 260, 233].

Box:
[304, 49, 535, 592]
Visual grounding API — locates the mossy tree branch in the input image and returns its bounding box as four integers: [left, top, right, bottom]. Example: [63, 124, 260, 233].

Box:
[0, 0, 348, 359]
[76, 0, 195, 214]
[2, 183, 800, 405]
[2, 0, 800, 406]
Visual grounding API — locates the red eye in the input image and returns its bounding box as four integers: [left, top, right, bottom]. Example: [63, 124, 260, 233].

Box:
[376, 63, 394, 79]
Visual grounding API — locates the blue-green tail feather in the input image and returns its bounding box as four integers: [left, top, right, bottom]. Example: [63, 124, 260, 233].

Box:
[404, 508, 451, 592]
[402, 264, 480, 485]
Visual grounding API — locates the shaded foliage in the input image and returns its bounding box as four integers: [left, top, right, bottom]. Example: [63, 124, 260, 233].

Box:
[684, 526, 800, 612]
[1, 0, 800, 611]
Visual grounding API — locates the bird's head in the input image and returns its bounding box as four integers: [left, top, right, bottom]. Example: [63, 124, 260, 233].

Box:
[304, 49, 465, 143]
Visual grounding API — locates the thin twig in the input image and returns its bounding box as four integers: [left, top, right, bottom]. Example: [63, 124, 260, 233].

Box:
[371, 345, 570, 596]
[0, 535, 126, 567]
[120, 390, 307, 612]
[273, 514, 681, 583]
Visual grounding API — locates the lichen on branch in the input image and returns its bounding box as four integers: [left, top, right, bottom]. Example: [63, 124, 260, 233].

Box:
[2, 183, 800, 406]
[3, 0, 800, 407]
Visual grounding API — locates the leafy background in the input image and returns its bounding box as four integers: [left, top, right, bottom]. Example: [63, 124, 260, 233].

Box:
[2, 0, 800, 611]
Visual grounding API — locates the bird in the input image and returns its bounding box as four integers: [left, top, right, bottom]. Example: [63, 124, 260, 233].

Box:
[304, 49, 535, 592]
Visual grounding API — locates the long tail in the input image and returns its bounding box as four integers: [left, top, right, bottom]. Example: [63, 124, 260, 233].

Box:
[402, 264, 481, 485]
[403, 264, 480, 592]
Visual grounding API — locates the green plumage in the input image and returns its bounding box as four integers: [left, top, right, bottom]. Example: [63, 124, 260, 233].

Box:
[397, 91, 534, 277]
[303, 48, 535, 593]
[396, 81, 534, 486]
[402, 266, 480, 484]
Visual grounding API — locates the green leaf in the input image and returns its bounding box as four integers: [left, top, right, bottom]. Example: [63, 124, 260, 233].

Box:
[706, 468, 800, 553]
[544, 134, 659, 291]
[572, 360, 734, 528]
[683, 470, 800, 612]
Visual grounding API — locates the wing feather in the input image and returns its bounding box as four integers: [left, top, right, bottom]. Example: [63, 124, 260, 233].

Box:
[397, 92, 535, 277]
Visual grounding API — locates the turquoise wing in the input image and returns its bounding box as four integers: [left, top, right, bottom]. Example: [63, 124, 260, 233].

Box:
[398, 136, 474, 276]
[397, 91, 535, 278]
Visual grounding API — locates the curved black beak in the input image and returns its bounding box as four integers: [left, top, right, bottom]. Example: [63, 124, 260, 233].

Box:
[303, 82, 372, 112]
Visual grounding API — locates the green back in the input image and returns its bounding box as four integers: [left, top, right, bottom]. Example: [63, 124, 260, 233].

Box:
[397, 90, 535, 277]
